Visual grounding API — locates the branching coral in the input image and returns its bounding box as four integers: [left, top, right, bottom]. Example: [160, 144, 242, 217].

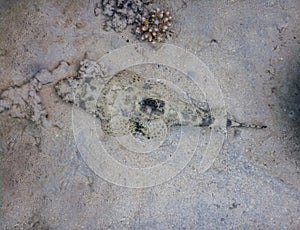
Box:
[135, 8, 172, 44]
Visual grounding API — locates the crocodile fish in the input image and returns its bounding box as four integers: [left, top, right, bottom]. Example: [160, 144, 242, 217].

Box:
[55, 59, 266, 139]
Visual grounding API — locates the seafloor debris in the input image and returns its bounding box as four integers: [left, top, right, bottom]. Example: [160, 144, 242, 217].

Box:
[0, 61, 76, 127]
[95, 0, 173, 43]
[96, 0, 152, 32]
[0, 78, 48, 124]
[135, 8, 172, 44]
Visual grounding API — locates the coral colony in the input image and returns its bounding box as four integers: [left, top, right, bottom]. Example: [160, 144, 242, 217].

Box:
[98, 0, 172, 43]
[135, 8, 172, 44]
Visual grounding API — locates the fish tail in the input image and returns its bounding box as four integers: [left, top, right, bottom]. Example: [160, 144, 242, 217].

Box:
[226, 119, 267, 129]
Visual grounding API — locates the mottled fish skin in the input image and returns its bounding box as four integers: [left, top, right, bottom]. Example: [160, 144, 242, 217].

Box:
[94, 69, 215, 138]
[55, 59, 266, 139]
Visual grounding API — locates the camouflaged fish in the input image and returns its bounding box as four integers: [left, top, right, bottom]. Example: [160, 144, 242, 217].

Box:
[55, 59, 266, 139]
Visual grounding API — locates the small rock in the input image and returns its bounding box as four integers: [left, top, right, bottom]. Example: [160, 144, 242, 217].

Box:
[0, 49, 7, 56]
[52, 61, 74, 81]
[53, 120, 64, 129]
[41, 116, 52, 128]
[0, 99, 11, 112]
[94, 6, 102, 16]
[35, 69, 53, 84]
[12, 74, 28, 87]
[75, 22, 86, 29]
